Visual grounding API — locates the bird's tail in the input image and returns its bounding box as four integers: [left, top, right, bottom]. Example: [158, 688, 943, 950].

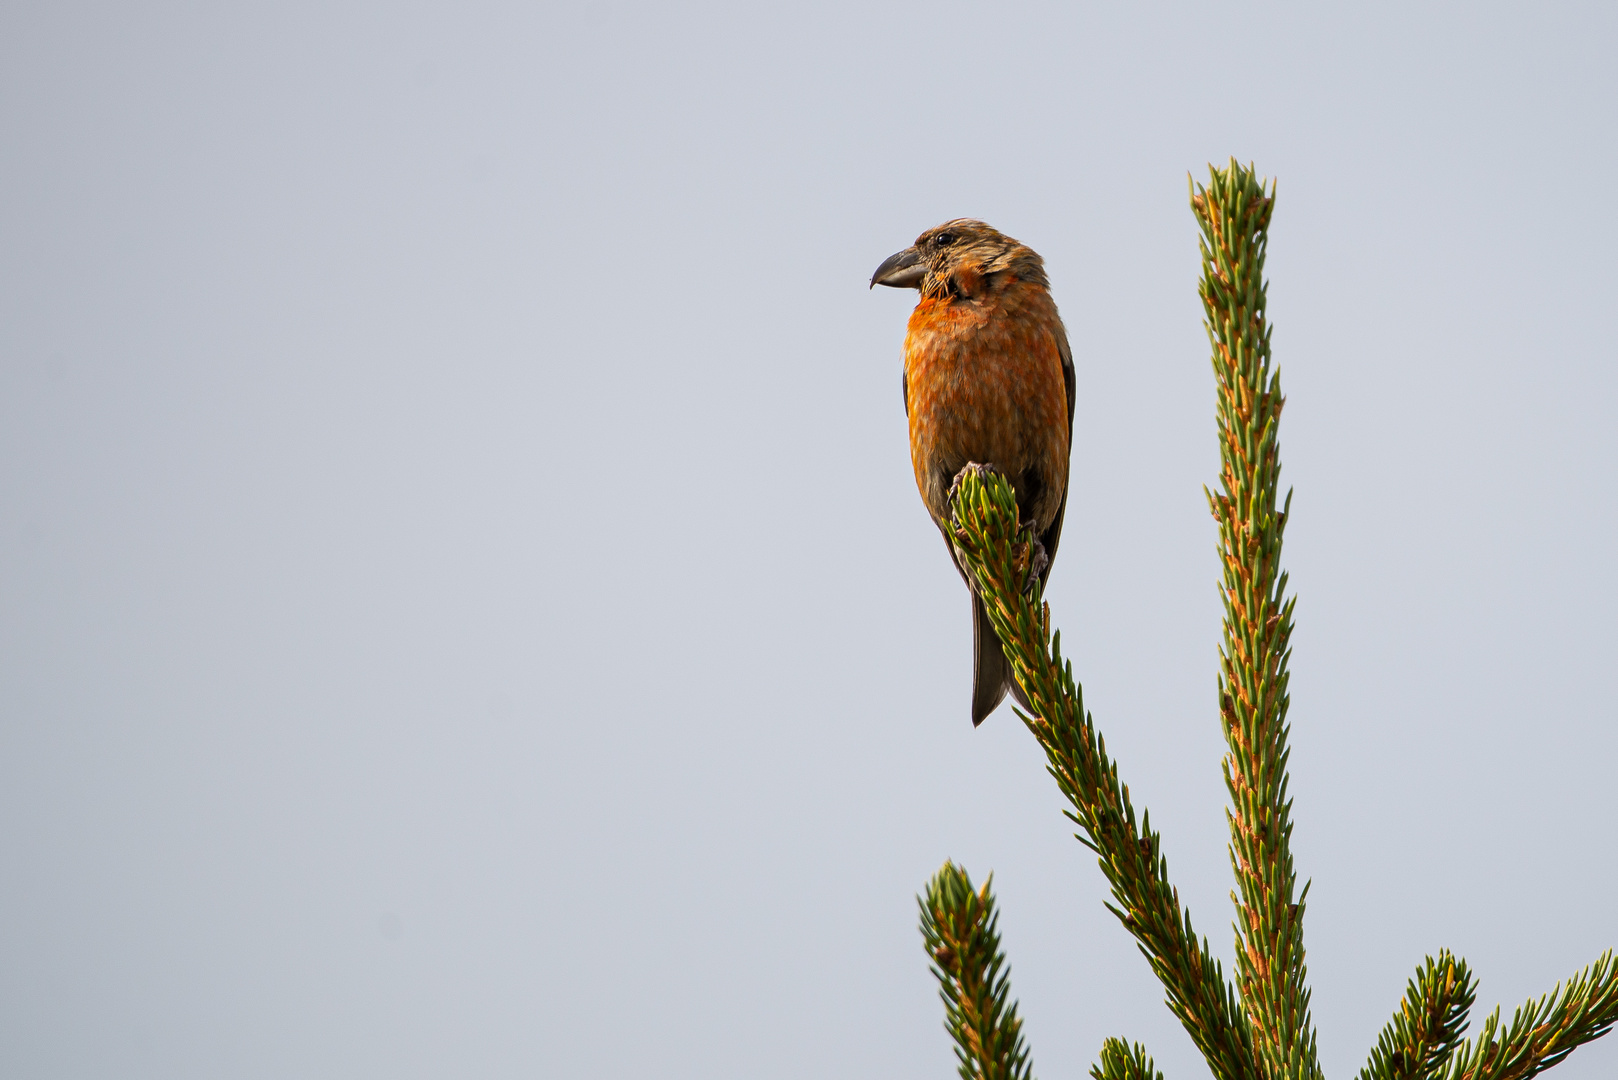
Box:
[970, 590, 1031, 726]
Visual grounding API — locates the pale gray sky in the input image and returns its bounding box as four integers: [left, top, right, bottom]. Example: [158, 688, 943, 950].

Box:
[2, 2, 1614, 1077]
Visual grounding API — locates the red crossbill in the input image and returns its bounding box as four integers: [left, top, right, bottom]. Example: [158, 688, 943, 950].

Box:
[872, 219, 1074, 725]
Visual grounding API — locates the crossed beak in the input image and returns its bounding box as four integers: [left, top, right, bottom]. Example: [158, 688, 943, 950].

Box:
[870, 246, 926, 290]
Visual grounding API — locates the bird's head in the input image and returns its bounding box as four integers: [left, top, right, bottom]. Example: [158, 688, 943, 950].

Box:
[869, 219, 1047, 300]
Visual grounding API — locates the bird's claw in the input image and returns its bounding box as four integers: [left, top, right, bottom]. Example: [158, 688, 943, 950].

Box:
[947, 461, 1003, 506]
[1013, 533, 1048, 596]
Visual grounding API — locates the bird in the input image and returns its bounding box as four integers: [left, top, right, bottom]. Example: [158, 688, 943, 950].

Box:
[871, 219, 1074, 726]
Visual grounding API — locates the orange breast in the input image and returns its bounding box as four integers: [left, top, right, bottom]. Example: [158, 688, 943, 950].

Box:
[904, 280, 1069, 528]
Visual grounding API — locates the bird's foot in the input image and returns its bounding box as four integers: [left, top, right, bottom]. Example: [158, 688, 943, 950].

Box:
[947, 461, 1004, 505]
[1012, 533, 1048, 596]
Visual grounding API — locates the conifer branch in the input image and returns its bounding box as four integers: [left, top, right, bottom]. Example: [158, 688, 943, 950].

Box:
[915, 162, 1613, 1080]
[949, 467, 1256, 1080]
[919, 862, 1036, 1080]
[1357, 952, 1478, 1080]
[1191, 160, 1319, 1080]
[1092, 1038, 1167, 1080]
[1434, 951, 1618, 1080]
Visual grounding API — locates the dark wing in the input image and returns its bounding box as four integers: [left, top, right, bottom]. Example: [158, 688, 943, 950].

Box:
[1037, 322, 1076, 589]
[902, 366, 909, 416]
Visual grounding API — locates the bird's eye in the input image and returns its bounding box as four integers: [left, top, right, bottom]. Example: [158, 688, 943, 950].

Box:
[934, 233, 956, 247]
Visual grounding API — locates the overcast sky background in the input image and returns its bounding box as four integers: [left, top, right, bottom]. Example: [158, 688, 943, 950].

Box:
[2, 2, 1615, 1077]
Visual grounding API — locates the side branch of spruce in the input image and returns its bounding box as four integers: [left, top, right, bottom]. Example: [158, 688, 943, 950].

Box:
[1093, 1039, 1168, 1080]
[1433, 951, 1618, 1080]
[920, 863, 1037, 1080]
[1357, 952, 1478, 1080]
